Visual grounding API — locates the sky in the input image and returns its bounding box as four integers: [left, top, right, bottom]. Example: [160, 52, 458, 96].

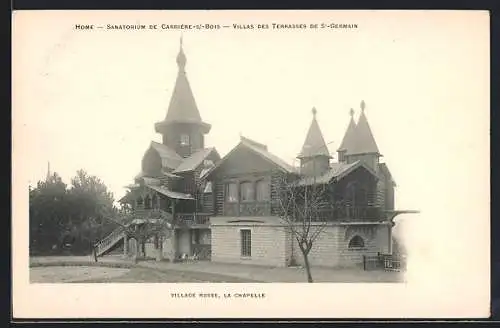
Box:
[12, 10, 490, 318]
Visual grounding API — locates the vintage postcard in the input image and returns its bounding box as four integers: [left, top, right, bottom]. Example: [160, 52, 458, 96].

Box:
[12, 10, 490, 318]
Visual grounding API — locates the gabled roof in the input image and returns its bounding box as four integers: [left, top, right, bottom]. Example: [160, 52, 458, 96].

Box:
[150, 141, 183, 169]
[173, 147, 219, 173]
[155, 38, 211, 134]
[240, 136, 267, 151]
[240, 136, 297, 173]
[200, 162, 216, 180]
[338, 109, 357, 152]
[145, 184, 194, 200]
[347, 101, 380, 155]
[204, 136, 297, 179]
[296, 160, 378, 186]
[135, 169, 182, 181]
[297, 108, 331, 158]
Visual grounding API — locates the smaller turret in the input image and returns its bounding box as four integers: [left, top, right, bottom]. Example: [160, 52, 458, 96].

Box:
[346, 100, 381, 171]
[297, 107, 331, 177]
[337, 108, 357, 163]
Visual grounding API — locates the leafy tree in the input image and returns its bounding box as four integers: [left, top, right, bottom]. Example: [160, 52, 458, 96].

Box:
[29, 173, 72, 253]
[66, 170, 116, 253]
[29, 169, 117, 255]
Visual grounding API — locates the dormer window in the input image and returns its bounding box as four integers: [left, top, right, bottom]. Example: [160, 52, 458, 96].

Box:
[180, 134, 190, 146]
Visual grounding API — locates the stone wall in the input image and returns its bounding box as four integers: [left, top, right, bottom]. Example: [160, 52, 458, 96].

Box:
[291, 224, 392, 268]
[210, 216, 288, 267]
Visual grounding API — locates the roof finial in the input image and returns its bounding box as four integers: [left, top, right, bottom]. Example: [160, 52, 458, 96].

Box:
[360, 100, 366, 112]
[176, 34, 187, 71]
[312, 107, 317, 117]
[349, 108, 354, 117]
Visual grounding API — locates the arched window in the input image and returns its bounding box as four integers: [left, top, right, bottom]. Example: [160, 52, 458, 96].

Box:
[136, 197, 144, 207]
[256, 179, 270, 201]
[240, 181, 254, 201]
[348, 235, 365, 248]
[152, 194, 158, 209]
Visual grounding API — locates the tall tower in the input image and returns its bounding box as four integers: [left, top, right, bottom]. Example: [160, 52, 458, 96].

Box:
[337, 108, 357, 163]
[154, 36, 211, 158]
[345, 100, 381, 171]
[297, 107, 331, 177]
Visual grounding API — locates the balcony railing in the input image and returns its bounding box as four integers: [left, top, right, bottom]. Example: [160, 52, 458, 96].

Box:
[128, 208, 210, 227]
[314, 206, 382, 221]
[175, 213, 211, 226]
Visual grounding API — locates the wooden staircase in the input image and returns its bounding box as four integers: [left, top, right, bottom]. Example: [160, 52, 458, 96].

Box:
[93, 208, 174, 257]
[95, 226, 125, 257]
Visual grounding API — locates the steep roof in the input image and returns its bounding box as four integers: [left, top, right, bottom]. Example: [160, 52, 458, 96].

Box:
[173, 147, 219, 173]
[150, 141, 183, 169]
[146, 184, 194, 200]
[297, 107, 331, 158]
[164, 68, 202, 124]
[240, 136, 267, 151]
[337, 108, 357, 152]
[240, 137, 297, 173]
[296, 160, 378, 186]
[347, 101, 380, 155]
[204, 136, 297, 179]
[155, 37, 211, 133]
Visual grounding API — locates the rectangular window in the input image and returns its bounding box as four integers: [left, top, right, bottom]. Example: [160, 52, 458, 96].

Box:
[240, 229, 251, 257]
[240, 181, 255, 201]
[226, 183, 238, 202]
[256, 180, 270, 201]
[180, 134, 190, 146]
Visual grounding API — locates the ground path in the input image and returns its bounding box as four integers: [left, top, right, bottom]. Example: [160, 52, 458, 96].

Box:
[30, 256, 404, 283]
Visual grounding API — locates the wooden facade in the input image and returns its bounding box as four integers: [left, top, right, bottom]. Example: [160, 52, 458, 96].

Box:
[205, 141, 384, 222]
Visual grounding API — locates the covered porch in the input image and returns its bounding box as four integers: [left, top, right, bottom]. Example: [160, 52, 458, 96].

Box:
[119, 183, 212, 262]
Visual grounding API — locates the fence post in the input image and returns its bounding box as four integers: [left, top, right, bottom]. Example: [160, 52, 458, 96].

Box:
[363, 255, 366, 271]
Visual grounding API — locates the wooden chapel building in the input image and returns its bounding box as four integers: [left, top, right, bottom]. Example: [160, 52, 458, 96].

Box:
[94, 38, 413, 268]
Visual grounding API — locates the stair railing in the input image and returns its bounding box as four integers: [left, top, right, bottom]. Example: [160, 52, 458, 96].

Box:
[95, 226, 125, 256]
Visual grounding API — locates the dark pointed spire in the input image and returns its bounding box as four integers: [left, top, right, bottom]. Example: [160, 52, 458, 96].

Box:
[337, 108, 357, 152]
[155, 36, 211, 134]
[298, 107, 331, 158]
[348, 100, 380, 155]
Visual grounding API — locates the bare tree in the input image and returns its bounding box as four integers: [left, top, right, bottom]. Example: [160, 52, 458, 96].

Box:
[276, 173, 334, 283]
